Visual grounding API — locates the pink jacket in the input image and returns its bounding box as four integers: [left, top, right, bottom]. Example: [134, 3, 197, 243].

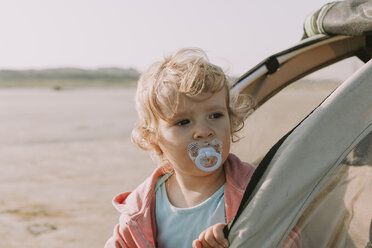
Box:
[105, 153, 255, 248]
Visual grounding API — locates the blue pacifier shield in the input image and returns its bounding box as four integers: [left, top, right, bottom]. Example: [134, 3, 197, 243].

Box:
[187, 139, 223, 172]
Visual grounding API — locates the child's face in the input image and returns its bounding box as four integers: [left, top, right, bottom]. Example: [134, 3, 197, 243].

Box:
[156, 89, 231, 176]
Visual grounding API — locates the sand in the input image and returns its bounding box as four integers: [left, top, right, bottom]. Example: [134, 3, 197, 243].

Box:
[0, 85, 335, 247]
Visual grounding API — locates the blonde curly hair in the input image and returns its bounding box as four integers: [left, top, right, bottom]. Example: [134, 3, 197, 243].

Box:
[131, 48, 252, 165]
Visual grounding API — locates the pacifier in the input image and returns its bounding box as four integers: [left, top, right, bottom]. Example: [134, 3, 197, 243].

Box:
[187, 139, 223, 172]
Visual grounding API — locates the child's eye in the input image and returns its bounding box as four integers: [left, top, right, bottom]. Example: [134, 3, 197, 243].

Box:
[209, 112, 224, 119]
[175, 119, 190, 126]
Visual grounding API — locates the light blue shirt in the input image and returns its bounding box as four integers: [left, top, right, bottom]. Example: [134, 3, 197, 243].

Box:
[155, 174, 226, 248]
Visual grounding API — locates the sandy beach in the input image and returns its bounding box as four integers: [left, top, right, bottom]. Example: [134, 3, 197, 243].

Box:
[0, 85, 335, 247]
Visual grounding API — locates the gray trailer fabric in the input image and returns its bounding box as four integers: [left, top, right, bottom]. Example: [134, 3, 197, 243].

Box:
[228, 58, 372, 247]
[303, 0, 372, 38]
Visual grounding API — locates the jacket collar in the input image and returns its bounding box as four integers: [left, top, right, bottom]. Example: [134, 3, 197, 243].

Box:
[112, 153, 255, 247]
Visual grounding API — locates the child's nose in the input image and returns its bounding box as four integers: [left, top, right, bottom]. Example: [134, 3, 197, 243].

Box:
[193, 123, 214, 140]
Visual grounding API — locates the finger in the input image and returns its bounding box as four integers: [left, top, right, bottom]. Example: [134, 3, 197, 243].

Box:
[201, 239, 214, 248]
[199, 230, 214, 248]
[212, 223, 229, 247]
[192, 239, 203, 248]
[204, 227, 224, 248]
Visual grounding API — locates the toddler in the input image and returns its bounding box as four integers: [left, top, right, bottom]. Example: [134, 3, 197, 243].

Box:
[105, 48, 298, 248]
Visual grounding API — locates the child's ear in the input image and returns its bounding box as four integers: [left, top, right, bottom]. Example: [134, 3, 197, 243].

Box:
[150, 143, 170, 168]
[146, 130, 159, 152]
[148, 133, 163, 155]
[153, 143, 163, 157]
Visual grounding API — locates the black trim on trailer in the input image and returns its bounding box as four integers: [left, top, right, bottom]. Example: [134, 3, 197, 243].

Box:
[265, 56, 279, 74]
[356, 34, 372, 62]
[355, 48, 371, 63]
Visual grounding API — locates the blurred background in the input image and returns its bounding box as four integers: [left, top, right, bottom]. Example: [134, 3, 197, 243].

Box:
[0, 0, 364, 247]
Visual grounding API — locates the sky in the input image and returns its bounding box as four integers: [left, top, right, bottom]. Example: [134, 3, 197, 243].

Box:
[0, 0, 344, 77]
